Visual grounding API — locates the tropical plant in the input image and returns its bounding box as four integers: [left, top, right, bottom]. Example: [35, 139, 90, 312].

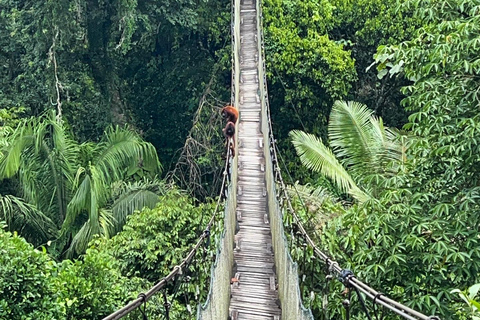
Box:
[290, 100, 406, 203]
[316, 1, 480, 317]
[0, 225, 64, 319]
[262, 0, 356, 150]
[0, 225, 150, 319]
[56, 247, 142, 319]
[0, 111, 164, 256]
[452, 284, 480, 320]
[0, 111, 78, 235]
[92, 188, 219, 319]
[0, 194, 57, 245]
[60, 125, 163, 257]
[95, 188, 216, 281]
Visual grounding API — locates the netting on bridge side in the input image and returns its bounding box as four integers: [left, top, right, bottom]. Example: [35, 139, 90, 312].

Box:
[256, 0, 314, 318]
[196, 155, 237, 320]
[196, 0, 240, 318]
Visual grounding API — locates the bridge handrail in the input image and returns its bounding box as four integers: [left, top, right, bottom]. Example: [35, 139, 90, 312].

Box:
[102, 145, 234, 320]
[271, 131, 441, 320]
[256, 0, 314, 318]
[196, 0, 240, 317]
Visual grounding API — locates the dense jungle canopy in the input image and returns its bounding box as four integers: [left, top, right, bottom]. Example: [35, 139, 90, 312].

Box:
[0, 0, 479, 318]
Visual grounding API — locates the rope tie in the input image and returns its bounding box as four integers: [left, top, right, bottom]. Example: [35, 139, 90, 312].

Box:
[137, 293, 148, 320]
[339, 269, 354, 287]
[373, 293, 384, 320]
[162, 289, 170, 320]
[203, 229, 211, 248]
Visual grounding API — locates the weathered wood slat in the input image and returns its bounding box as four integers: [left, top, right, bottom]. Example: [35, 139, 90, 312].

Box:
[229, 0, 282, 318]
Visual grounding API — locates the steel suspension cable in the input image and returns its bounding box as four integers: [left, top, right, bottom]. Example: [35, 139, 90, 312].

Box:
[269, 136, 439, 320]
[256, 1, 439, 318]
[102, 142, 235, 320]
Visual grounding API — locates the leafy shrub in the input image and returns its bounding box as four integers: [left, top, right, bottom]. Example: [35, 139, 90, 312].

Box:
[0, 226, 142, 319]
[98, 189, 216, 282]
[56, 248, 139, 319]
[0, 227, 64, 319]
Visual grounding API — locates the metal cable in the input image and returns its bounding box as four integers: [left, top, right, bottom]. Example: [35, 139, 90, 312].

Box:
[102, 141, 234, 320]
[256, 13, 438, 316]
[267, 131, 438, 319]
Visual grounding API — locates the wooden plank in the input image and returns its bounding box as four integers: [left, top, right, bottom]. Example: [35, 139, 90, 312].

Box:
[229, 1, 282, 318]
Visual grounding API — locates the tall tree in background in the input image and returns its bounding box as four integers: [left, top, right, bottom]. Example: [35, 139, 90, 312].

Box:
[329, 0, 422, 127]
[263, 0, 356, 140]
[0, 0, 231, 165]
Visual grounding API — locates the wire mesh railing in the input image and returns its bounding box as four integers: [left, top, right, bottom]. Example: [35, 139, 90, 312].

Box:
[196, 0, 240, 317]
[102, 144, 234, 320]
[256, 0, 314, 318]
[266, 110, 441, 320]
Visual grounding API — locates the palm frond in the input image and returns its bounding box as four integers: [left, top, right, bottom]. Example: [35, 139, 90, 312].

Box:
[94, 126, 162, 184]
[329, 100, 375, 167]
[290, 130, 370, 202]
[0, 194, 58, 245]
[286, 182, 341, 228]
[62, 169, 90, 234]
[110, 179, 166, 234]
[286, 182, 335, 207]
[65, 220, 93, 258]
[0, 114, 77, 224]
[64, 209, 113, 258]
[0, 128, 34, 178]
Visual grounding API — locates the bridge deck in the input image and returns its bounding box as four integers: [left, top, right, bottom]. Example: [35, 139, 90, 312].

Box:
[229, 0, 282, 319]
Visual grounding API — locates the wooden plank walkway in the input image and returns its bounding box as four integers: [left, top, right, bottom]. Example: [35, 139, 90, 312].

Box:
[229, 0, 282, 319]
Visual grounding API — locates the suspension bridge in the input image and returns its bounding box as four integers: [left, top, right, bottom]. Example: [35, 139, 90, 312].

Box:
[103, 0, 441, 319]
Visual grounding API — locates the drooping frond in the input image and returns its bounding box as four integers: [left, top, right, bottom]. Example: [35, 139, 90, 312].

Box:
[286, 182, 343, 229]
[383, 127, 407, 164]
[0, 113, 77, 224]
[110, 178, 167, 234]
[94, 126, 162, 184]
[290, 130, 370, 202]
[0, 194, 58, 245]
[287, 182, 335, 204]
[64, 208, 114, 258]
[0, 120, 35, 178]
[62, 168, 90, 234]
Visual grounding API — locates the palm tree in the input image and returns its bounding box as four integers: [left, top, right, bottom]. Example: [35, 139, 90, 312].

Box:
[62, 128, 164, 256]
[290, 100, 406, 203]
[0, 111, 76, 231]
[0, 111, 165, 256]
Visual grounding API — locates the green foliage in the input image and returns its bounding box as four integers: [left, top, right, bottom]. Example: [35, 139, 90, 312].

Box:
[0, 112, 164, 256]
[329, 0, 422, 127]
[56, 248, 139, 319]
[97, 189, 215, 281]
[0, 226, 147, 319]
[0, 227, 64, 319]
[0, 194, 58, 245]
[0, 0, 230, 163]
[452, 284, 480, 320]
[263, 0, 357, 141]
[0, 107, 26, 128]
[93, 188, 219, 319]
[290, 100, 405, 202]
[315, 1, 480, 318]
